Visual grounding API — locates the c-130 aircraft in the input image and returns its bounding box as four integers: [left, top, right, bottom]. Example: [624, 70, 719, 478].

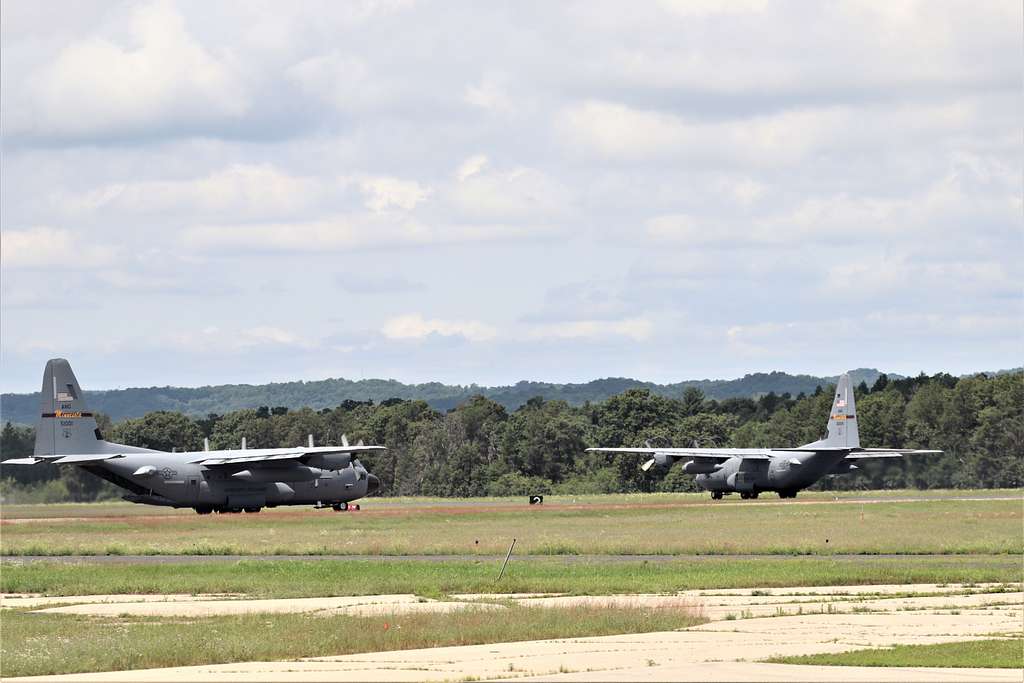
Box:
[589, 373, 941, 500]
[3, 359, 382, 514]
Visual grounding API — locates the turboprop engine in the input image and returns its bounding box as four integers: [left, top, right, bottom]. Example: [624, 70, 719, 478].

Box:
[304, 453, 353, 470]
[640, 452, 675, 471]
[680, 460, 720, 474]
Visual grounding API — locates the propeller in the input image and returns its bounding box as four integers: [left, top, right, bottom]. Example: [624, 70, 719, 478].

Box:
[641, 440, 656, 472]
[641, 458, 657, 472]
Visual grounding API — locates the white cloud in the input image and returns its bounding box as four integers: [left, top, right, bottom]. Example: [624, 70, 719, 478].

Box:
[449, 161, 572, 221]
[558, 100, 837, 164]
[181, 215, 553, 253]
[1, 227, 119, 268]
[182, 215, 431, 252]
[359, 176, 431, 212]
[646, 160, 1021, 250]
[9, 1, 247, 140]
[168, 325, 315, 353]
[457, 155, 489, 182]
[287, 53, 381, 113]
[526, 318, 654, 342]
[59, 164, 318, 217]
[464, 77, 513, 113]
[382, 314, 497, 342]
[656, 0, 768, 17]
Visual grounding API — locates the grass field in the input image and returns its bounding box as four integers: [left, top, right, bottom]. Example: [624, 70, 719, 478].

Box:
[768, 638, 1023, 668]
[0, 603, 706, 678]
[2, 489, 1016, 520]
[3, 556, 1021, 598]
[1, 491, 1020, 556]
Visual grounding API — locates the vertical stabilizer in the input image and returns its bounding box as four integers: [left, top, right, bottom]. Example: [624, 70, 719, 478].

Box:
[34, 359, 104, 456]
[823, 373, 860, 448]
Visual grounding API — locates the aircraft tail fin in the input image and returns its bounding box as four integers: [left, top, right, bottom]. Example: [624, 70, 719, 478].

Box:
[34, 359, 105, 456]
[819, 373, 860, 448]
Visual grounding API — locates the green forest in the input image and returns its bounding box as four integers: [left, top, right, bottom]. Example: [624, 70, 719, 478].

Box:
[1, 372, 1020, 503]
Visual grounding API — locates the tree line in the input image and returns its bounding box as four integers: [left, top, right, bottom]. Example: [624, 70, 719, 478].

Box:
[1, 371, 1020, 503]
[0, 368, 898, 424]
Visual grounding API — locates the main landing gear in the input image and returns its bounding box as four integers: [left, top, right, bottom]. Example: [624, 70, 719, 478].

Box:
[739, 491, 760, 500]
[778, 490, 799, 499]
[710, 491, 724, 500]
[193, 506, 263, 514]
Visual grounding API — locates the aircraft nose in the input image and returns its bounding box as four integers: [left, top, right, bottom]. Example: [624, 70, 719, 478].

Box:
[366, 473, 380, 494]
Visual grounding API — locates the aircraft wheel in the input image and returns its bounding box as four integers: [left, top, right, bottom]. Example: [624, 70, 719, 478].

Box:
[711, 491, 723, 500]
[740, 492, 750, 500]
[194, 506, 213, 515]
[750, 492, 759, 499]
[331, 503, 348, 512]
[243, 507, 261, 513]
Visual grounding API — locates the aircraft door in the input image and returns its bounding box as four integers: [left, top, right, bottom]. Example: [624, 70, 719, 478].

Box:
[187, 476, 201, 502]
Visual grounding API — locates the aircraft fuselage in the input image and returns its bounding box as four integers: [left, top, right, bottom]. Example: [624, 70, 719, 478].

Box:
[694, 450, 851, 498]
[84, 450, 379, 512]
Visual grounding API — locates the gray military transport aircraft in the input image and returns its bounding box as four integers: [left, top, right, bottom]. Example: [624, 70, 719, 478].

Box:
[2, 359, 382, 514]
[588, 373, 940, 500]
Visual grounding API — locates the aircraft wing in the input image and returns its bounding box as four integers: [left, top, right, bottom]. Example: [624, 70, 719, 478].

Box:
[586, 447, 771, 464]
[844, 448, 942, 459]
[186, 445, 386, 467]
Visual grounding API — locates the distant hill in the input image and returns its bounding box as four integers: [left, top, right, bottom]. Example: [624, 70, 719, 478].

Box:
[0, 368, 901, 425]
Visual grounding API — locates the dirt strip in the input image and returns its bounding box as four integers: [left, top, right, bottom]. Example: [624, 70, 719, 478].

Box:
[3, 583, 1021, 681]
[3, 494, 1019, 524]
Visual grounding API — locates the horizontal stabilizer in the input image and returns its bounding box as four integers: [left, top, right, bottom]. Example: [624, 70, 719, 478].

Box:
[51, 453, 126, 465]
[1, 457, 45, 465]
[4, 453, 127, 465]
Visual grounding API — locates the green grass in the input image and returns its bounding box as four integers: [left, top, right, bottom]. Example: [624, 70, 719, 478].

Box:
[768, 638, 1023, 668]
[1, 493, 1020, 556]
[0, 603, 706, 677]
[2, 556, 1020, 598]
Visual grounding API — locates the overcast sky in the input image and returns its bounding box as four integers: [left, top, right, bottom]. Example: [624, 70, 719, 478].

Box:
[1, 0, 1020, 394]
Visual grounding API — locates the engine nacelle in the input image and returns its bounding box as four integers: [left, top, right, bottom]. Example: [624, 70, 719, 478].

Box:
[304, 453, 353, 470]
[653, 453, 674, 468]
[681, 460, 720, 474]
[231, 466, 319, 483]
[829, 460, 858, 475]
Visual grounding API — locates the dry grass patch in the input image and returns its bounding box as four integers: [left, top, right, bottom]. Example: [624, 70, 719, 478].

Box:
[0, 602, 706, 677]
[768, 638, 1023, 668]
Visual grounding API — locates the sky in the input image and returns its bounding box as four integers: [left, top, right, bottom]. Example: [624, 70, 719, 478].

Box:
[1, 0, 1021, 394]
